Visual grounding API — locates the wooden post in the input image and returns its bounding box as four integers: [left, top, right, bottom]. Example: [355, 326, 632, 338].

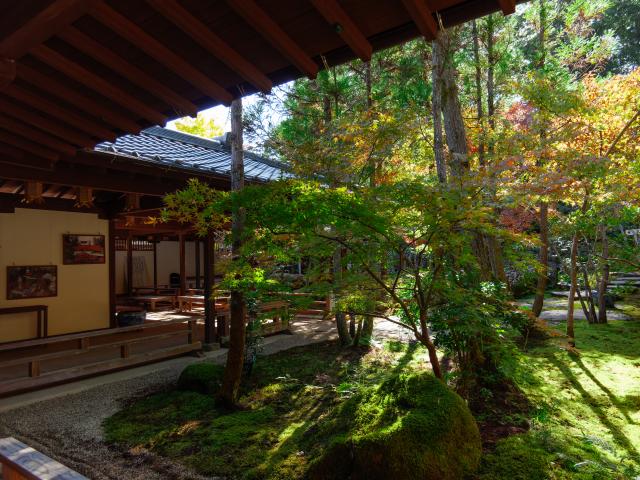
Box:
[126, 232, 133, 296]
[152, 237, 158, 291]
[108, 218, 116, 327]
[28, 361, 40, 378]
[204, 230, 216, 345]
[195, 238, 201, 289]
[179, 233, 186, 295]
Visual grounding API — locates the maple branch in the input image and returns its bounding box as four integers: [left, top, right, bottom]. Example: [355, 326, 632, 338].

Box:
[605, 108, 640, 157]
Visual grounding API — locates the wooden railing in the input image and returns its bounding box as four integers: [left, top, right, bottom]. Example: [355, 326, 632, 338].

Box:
[0, 318, 200, 397]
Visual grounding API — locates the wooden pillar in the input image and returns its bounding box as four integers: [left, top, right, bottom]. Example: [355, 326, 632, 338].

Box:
[179, 233, 186, 295]
[126, 232, 133, 296]
[204, 230, 216, 345]
[152, 238, 158, 290]
[195, 238, 201, 289]
[108, 218, 116, 328]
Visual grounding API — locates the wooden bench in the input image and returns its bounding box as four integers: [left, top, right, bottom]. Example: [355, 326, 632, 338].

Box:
[130, 295, 176, 311]
[0, 437, 87, 479]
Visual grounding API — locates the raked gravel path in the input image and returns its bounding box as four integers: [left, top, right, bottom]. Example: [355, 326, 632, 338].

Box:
[0, 317, 406, 480]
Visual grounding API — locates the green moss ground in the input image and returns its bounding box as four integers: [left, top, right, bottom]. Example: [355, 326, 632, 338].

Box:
[104, 341, 433, 479]
[479, 295, 640, 479]
[104, 295, 640, 480]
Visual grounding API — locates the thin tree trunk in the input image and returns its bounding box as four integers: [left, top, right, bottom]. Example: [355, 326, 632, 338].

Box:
[597, 224, 609, 324]
[486, 15, 496, 156]
[333, 247, 351, 345]
[567, 195, 588, 347]
[532, 202, 549, 316]
[581, 265, 597, 323]
[567, 231, 579, 347]
[431, 38, 447, 184]
[532, 1, 549, 317]
[220, 97, 247, 407]
[472, 20, 485, 168]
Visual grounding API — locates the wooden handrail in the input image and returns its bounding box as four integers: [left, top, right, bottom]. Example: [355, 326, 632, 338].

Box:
[0, 324, 195, 369]
[0, 317, 192, 352]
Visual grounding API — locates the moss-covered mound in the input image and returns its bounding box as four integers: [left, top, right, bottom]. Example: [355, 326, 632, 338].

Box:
[308, 373, 482, 480]
[177, 362, 225, 395]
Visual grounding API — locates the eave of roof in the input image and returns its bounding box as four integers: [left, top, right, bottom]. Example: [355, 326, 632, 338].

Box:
[94, 126, 291, 184]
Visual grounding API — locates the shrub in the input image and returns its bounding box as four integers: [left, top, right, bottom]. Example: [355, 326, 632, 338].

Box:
[308, 372, 482, 480]
[177, 363, 225, 395]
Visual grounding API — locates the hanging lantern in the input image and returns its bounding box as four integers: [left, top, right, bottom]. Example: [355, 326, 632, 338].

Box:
[23, 181, 44, 204]
[75, 187, 93, 208]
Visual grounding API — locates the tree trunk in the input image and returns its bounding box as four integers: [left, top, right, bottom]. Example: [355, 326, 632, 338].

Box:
[566, 195, 588, 347]
[566, 230, 579, 348]
[486, 14, 496, 156]
[532, 1, 549, 317]
[472, 20, 485, 168]
[333, 246, 352, 345]
[435, 28, 469, 178]
[597, 224, 609, 324]
[219, 97, 247, 407]
[431, 38, 447, 184]
[532, 202, 549, 316]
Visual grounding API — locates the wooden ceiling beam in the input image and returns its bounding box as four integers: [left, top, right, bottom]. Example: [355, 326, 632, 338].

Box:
[31, 44, 167, 125]
[226, 0, 318, 79]
[0, 160, 185, 196]
[58, 27, 197, 117]
[401, 0, 438, 40]
[0, 58, 16, 88]
[147, 0, 272, 93]
[3, 83, 116, 141]
[310, 0, 372, 62]
[89, 1, 234, 105]
[0, 0, 89, 59]
[17, 63, 142, 133]
[0, 96, 94, 147]
[497, 0, 516, 15]
[0, 115, 77, 156]
[0, 134, 59, 162]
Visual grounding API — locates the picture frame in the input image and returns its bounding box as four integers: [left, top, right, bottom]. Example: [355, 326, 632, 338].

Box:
[6, 265, 58, 300]
[63, 234, 106, 265]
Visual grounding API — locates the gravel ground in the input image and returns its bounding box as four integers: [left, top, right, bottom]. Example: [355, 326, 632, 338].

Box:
[0, 317, 411, 480]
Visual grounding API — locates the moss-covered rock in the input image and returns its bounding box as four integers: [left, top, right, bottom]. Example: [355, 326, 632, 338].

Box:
[308, 373, 482, 480]
[177, 362, 224, 395]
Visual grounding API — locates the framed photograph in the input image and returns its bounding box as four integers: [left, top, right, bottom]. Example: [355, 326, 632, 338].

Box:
[63, 234, 106, 265]
[7, 265, 58, 300]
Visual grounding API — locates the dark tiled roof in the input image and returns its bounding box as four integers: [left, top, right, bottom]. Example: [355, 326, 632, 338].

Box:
[94, 126, 290, 182]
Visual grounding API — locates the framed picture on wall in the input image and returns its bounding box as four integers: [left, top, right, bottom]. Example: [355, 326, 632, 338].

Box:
[63, 234, 106, 265]
[6, 265, 58, 300]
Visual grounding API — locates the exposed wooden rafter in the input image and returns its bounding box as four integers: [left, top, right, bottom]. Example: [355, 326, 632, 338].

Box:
[147, 0, 273, 93]
[310, 0, 372, 61]
[0, 0, 88, 59]
[31, 44, 167, 125]
[226, 0, 319, 78]
[401, 0, 438, 40]
[0, 58, 16, 88]
[0, 134, 58, 162]
[0, 97, 93, 147]
[497, 0, 516, 15]
[89, 1, 234, 105]
[58, 27, 198, 117]
[3, 84, 116, 141]
[0, 115, 77, 156]
[17, 63, 142, 133]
